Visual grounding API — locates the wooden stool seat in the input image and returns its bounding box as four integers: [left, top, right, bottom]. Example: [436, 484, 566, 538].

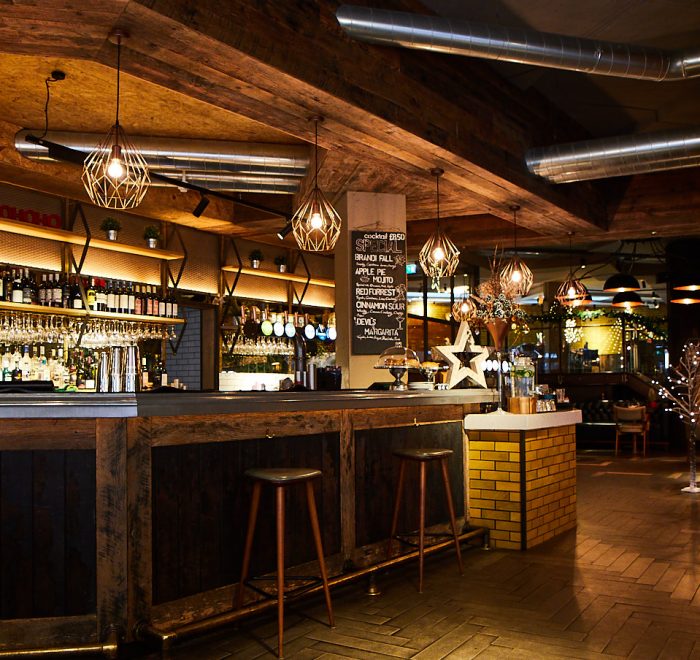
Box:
[387, 447, 463, 593]
[394, 447, 454, 461]
[245, 467, 322, 483]
[236, 466, 333, 659]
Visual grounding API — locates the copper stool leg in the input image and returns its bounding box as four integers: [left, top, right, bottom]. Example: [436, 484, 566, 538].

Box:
[275, 485, 285, 659]
[306, 480, 335, 628]
[387, 459, 407, 560]
[440, 457, 464, 575]
[236, 481, 261, 609]
[418, 461, 426, 593]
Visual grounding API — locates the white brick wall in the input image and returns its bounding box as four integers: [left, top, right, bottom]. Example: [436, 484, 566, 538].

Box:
[166, 306, 201, 390]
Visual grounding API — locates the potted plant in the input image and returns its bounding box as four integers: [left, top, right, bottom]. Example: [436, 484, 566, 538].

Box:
[274, 255, 287, 273]
[249, 249, 264, 269]
[143, 225, 160, 249]
[100, 217, 121, 241]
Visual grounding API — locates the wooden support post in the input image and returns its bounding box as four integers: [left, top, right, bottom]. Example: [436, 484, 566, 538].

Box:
[339, 410, 356, 565]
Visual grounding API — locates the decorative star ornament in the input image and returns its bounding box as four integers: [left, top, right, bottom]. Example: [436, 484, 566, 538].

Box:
[434, 321, 489, 389]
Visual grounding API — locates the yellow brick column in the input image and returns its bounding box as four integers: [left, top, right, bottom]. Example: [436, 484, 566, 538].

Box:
[466, 422, 578, 551]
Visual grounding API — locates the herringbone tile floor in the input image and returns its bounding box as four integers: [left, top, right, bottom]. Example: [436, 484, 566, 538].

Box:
[143, 454, 700, 658]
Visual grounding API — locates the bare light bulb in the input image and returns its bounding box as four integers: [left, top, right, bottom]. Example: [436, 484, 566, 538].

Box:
[432, 245, 445, 262]
[567, 285, 576, 298]
[106, 144, 125, 181]
[511, 269, 522, 283]
[107, 157, 124, 180]
[309, 211, 324, 230]
[460, 302, 469, 314]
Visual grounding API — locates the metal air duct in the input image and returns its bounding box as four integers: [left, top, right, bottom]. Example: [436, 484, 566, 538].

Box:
[15, 130, 309, 194]
[526, 127, 700, 183]
[336, 5, 700, 81]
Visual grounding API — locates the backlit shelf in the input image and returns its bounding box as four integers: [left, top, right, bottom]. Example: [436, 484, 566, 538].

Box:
[221, 265, 335, 288]
[0, 217, 184, 261]
[0, 300, 184, 325]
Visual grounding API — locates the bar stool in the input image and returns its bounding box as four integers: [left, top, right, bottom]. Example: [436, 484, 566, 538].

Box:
[236, 467, 334, 659]
[387, 448, 464, 593]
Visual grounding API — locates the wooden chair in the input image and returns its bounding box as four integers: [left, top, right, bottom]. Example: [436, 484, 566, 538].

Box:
[613, 405, 649, 456]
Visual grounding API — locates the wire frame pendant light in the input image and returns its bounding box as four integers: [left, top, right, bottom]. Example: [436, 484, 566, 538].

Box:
[451, 274, 476, 321]
[500, 204, 533, 297]
[291, 115, 342, 252]
[82, 29, 149, 209]
[419, 168, 460, 289]
[555, 233, 590, 306]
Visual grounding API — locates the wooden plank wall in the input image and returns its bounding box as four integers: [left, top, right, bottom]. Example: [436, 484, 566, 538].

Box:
[0, 449, 96, 619]
[151, 433, 341, 604]
[354, 422, 465, 548]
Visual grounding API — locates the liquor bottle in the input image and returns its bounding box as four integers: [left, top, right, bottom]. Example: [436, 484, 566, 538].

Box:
[158, 288, 166, 317]
[0, 269, 4, 301]
[87, 278, 97, 311]
[134, 285, 142, 315]
[11, 269, 23, 303]
[151, 354, 162, 387]
[145, 286, 154, 316]
[11, 355, 22, 382]
[127, 282, 136, 315]
[165, 289, 172, 318]
[71, 276, 84, 309]
[62, 273, 71, 308]
[1, 270, 10, 301]
[96, 279, 107, 311]
[119, 281, 129, 315]
[51, 273, 62, 307]
[38, 273, 47, 306]
[22, 269, 33, 305]
[29, 346, 39, 381]
[141, 357, 150, 389]
[106, 280, 116, 313]
[19, 345, 31, 381]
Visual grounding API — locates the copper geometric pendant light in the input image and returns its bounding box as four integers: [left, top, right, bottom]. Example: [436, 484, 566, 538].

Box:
[500, 204, 533, 297]
[82, 30, 150, 210]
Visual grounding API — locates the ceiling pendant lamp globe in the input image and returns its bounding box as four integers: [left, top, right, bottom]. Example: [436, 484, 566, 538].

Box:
[291, 116, 342, 253]
[419, 168, 460, 287]
[82, 30, 150, 210]
[499, 205, 534, 297]
[603, 272, 640, 292]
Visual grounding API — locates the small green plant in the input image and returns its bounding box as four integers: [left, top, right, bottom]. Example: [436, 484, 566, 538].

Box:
[274, 255, 286, 266]
[143, 225, 160, 240]
[100, 217, 121, 232]
[249, 249, 264, 262]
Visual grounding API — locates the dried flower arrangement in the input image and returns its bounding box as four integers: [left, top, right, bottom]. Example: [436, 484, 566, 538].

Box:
[470, 252, 527, 324]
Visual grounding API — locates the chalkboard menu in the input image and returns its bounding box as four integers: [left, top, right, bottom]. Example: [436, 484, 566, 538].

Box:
[351, 230, 407, 355]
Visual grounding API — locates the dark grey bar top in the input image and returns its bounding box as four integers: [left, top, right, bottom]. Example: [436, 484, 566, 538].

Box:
[0, 389, 497, 419]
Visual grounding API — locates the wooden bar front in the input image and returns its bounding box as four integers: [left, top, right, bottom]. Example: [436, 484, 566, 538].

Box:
[0, 390, 491, 655]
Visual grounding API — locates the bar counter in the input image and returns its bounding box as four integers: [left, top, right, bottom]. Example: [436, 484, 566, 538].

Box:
[0, 388, 495, 656]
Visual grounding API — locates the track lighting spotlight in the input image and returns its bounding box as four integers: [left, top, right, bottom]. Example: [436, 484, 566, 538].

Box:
[192, 195, 210, 217]
[277, 222, 293, 240]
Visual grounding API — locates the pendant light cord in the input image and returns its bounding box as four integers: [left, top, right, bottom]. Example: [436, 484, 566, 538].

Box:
[435, 173, 441, 231]
[314, 118, 319, 188]
[38, 72, 63, 139]
[114, 34, 122, 144]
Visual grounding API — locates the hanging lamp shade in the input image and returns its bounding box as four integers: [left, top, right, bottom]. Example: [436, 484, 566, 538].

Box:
[556, 277, 590, 306]
[603, 272, 640, 292]
[419, 168, 460, 287]
[499, 205, 533, 297]
[82, 30, 149, 210]
[611, 291, 643, 308]
[670, 290, 700, 304]
[451, 283, 477, 321]
[291, 115, 342, 252]
[673, 278, 700, 292]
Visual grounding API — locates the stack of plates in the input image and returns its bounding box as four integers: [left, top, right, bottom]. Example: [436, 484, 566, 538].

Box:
[408, 381, 434, 390]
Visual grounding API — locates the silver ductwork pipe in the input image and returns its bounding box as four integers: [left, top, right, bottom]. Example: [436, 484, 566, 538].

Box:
[15, 130, 309, 193]
[336, 5, 700, 81]
[526, 127, 700, 183]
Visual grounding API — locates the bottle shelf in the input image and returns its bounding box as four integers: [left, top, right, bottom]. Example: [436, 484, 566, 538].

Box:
[0, 300, 184, 325]
[221, 266, 335, 288]
[0, 217, 184, 261]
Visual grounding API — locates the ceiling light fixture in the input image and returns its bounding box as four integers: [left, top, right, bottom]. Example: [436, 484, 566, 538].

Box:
[673, 279, 700, 292]
[612, 291, 643, 309]
[291, 115, 342, 252]
[419, 167, 460, 289]
[603, 272, 640, 292]
[500, 204, 533, 297]
[452, 275, 476, 322]
[82, 29, 150, 209]
[670, 291, 700, 305]
[555, 232, 590, 306]
[192, 194, 210, 217]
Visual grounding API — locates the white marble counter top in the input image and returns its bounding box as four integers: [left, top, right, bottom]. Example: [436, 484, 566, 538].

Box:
[463, 409, 582, 431]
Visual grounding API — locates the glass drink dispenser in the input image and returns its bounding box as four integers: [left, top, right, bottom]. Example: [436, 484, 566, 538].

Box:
[509, 356, 537, 413]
